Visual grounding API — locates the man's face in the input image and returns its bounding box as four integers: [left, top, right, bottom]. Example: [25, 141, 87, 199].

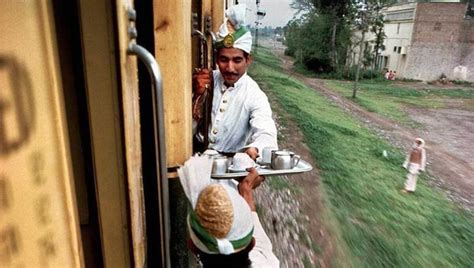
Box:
[217, 48, 252, 85]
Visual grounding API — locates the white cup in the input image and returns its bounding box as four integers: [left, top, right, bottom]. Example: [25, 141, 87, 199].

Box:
[261, 147, 277, 165]
[233, 153, 255, 170]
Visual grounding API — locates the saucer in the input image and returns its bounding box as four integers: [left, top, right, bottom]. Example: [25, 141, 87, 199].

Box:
[228, 164, 260, 173]
[256, 159, 271, 165]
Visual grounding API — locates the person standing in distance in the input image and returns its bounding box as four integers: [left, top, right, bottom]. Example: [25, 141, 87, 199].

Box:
[401, 138, 427, 193]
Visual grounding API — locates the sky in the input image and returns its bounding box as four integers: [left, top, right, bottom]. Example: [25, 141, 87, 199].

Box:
[238, 0, 297, 27]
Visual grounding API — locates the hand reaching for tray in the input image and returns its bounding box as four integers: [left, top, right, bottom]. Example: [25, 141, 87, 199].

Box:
[238, 167, 265, 188]
[237, 168, 265, 211]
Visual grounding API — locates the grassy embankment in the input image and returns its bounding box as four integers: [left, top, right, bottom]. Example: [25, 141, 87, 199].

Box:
[326, 80, 474, 127]
[249, 48, 474, 267]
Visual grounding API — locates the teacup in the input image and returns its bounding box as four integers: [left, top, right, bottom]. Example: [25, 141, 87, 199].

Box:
[261, 147, 278, 165]
[212, 156, 228, 174]
[232, 153, 255, 170]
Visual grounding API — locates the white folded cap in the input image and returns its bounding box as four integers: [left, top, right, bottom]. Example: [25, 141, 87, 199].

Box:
[216, 4, 252, 54]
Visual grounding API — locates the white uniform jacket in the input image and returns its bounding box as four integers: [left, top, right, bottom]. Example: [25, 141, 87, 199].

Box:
[250, 212, 280, 267]
[196, 70, 278, 154]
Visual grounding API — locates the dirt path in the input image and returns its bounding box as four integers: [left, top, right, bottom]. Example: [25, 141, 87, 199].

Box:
[262, 39, 474, 211]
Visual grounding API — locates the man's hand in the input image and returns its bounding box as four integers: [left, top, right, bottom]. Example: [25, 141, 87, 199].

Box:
[245, 147, 259, 161]
[241, 168, 265, 189]
[193, 68, 212, 96]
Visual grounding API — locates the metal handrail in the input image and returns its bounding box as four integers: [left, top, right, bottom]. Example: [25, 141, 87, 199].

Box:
[205, 16, 217, 70]
[127, 43, 170, 268]
[192, 29, 209, 69]
[192, 26, 211, 148]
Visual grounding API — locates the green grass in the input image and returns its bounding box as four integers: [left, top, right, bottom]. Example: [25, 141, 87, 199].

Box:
[252, 46, 283, 71]
[249, 47, 474, 267]
[302, 254, 314, 268]
[326, 80, 474, 127]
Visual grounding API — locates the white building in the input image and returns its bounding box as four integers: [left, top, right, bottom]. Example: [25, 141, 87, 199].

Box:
[376, 3, 417, 76]
[351, 1, 473, 82]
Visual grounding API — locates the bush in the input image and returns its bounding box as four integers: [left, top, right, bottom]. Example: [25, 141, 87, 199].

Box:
[284, 13, 350, 73]
[302, 57, 333, 73]
[310, 67, 385, 81]
[284, 47, 295, 57]
[451, 80, 472, 86]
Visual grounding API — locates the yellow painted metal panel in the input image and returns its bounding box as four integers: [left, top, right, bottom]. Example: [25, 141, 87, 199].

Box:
[154, 0, 193, 168]
[212, 0, 225, 32]
[0, 1, 83, 267]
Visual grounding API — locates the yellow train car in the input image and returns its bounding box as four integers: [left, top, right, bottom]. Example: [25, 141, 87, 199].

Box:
[0, 0, 238, 267]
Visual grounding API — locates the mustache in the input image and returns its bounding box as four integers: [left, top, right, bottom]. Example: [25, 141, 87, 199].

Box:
[223, 72, 239, 76]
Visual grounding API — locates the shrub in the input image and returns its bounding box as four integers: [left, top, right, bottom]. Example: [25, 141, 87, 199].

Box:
[284, 47, 295, 57]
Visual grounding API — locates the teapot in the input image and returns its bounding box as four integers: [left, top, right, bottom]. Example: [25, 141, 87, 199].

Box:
[271, 151, 301, 170]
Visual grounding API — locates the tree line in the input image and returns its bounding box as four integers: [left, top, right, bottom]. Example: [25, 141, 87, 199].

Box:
[284, 0, 395, 78]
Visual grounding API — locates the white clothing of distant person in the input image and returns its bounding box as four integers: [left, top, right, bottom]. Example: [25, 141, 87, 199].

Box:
[402, 138, 426, 192]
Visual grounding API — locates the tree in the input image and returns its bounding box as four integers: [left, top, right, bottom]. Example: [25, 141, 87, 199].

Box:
[371, 11, 386, 70]
[318, 0, 351, 70]
[290, 0, 352, 71]
[285, 13, 351, 73]
[351, 0, 394, 98]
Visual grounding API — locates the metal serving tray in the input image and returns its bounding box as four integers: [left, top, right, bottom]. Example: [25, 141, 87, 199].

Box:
[211, 159, 313, 179]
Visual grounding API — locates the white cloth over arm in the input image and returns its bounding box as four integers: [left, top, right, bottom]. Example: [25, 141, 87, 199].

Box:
[420, 148, 426, 171]
[177, 155, 213, 207]
[249, 212, 280, 268]
[402, 153, 410, 169]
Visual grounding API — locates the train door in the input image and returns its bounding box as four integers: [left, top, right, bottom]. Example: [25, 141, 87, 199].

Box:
[1, 0, 170, 267]
[69, 0, 171, 266]
[2, 0, 236, 267]
[74, 0, 146, 266]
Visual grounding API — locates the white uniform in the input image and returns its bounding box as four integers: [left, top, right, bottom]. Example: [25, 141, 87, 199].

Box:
[250, 212, 280, 267]
[200, 70, 277, 154]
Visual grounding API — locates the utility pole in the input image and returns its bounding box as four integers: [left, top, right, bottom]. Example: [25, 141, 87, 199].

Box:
[352, 29, 366, 98]
[254, 0, 266, 53]
[352, 3, 368, 99]
[255, 21, 260, 53]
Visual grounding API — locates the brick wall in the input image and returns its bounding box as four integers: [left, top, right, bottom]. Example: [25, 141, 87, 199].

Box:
[404, 3, 474, 82]
[404, 43, 473, 81]
[412, 3, 469, 43]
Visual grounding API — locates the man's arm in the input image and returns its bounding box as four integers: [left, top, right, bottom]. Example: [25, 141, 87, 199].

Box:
[243, 92, 278, 158]
[237, 168, 264, 211]
[193, 68, 212, 97]
[420, 148, 426, 171]
[192, 68, 213, 123]
[239, 168, 280, 267]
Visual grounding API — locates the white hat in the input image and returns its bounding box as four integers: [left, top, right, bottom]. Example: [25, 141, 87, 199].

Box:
[216, 4, 252, 54]
[415, 138, 425, 148]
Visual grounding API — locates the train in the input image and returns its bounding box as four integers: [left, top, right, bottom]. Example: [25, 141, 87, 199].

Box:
[0, 0, 241, 267]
